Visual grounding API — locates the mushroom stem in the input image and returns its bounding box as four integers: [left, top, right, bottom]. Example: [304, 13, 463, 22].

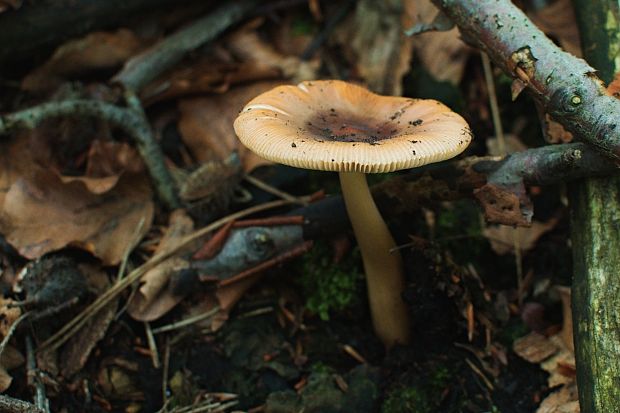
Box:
[339, 171, 411, 347]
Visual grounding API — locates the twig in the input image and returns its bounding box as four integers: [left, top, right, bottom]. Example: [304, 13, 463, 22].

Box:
[431, 0, 620, 160]
[481, 52, 524, 302]
[0, 312, 29, 359]
[0, 395, 44, 413]
[144, 322, 160, 368]
[152, 306, 221, 334]
[162, 338, 170, 409]
[0, 99, 179, 209]
[118, 217, 146, 280]
[37, 198, 300, 352]
[114, 0, 259, 91]
[244, 174, 307, 205]
[26, 336, 50, 413]
[301, 0, 356, 60]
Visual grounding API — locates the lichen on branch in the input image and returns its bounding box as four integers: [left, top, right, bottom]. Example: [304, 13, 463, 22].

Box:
[431, 0, 620, 161]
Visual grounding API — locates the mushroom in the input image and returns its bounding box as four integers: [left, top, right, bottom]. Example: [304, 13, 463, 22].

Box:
[234, 80, 472, 347]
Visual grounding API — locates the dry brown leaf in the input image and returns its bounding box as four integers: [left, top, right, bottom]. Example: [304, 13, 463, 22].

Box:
[22, 29, 146, 92]
[333, 0, 413, 95]
[544, 114, 574, 144]
[513, 332, 558, 363]
[607, 72, 620, 97]
[60, 263, 119, 377]
[483, 216, 559, 255]
[127, 210, 196, 321]
[0, 170, 153, 265]
[406, 0, 470, 84]
[141, 60, 281, 105]
[556, 286, 574, 352]
[514, 291, 579, 413]
[195, 276, 261, 332]
[0, 298, 22, 339]
[0, 366, 12, 392]
[487, 134, 528, 156]
[0, 346, 24, 392]
[225, 24, 319, 84]
[141, 20, 317, 105]
[529, 0, 581, 57]
[59, 140, 144, 194]
[178, 81, 279, 172]
[536, 383, 580, 413]
[270, 14, 315, 57]
[0, 345, 24, 371]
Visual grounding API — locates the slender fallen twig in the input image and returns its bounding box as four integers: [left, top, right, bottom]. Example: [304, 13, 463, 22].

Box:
[118, 217, 146, 280]
[244, 174, 307, 205]
[144, 322, 160, 368]
[37, 198, 301, 352]
[114, 0, 259, 91]
[0, 312, 29, 359]
[481, 52, 523, 302]
[26, 336, 50, 413]
[152, 306, 220, 334]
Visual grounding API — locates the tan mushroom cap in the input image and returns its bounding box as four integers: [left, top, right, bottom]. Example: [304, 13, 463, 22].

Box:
[233, 80, 472, 173]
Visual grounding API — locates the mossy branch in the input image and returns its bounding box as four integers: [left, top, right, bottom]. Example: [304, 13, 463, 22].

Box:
[0, 99, 180, 209]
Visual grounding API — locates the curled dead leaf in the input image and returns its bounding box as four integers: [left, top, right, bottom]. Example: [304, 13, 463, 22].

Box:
[0, 298, 21, 338]
[59, 139, 144, 194]
[178, 81, 279, 172]
[22, 29, 146, 92]
[406, 0, 470, 84]
[127, 210, 196, 322]
[606, 72, 620, 98]
[536, 383, 579, 413]
[513, 332, 558, 364]
[333, 0, 413, 95]
[0, 170, 153, 265]
[483, 216, 559, 255]
[529, 0, 581, 58]
[225, 24, 318, 84]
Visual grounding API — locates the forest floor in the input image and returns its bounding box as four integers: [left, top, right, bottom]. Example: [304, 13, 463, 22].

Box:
[0, 0, 582, 412]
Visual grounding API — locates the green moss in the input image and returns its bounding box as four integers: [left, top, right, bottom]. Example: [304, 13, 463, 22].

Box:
[309, 362, 336, 375]
[381, 365, 453, 413]
[435, 200, 485, 263]
[496, 319, 529, 346]
[298, 241, 363, 320]
[382, 387, 431, 413]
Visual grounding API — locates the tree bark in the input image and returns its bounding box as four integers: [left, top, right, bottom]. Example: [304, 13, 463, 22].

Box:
[431, 0, 620, 161]
[569, 1, 620, 411]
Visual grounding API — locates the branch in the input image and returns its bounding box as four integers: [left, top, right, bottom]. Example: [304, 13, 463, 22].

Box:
[431, 0, 620, 161]
[155, 143, 618, 291]
[373, 143, 615, 226]
[0, 395, 43, 413]
[0, 99, 180, 209]
[113, 0, 258, 91]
